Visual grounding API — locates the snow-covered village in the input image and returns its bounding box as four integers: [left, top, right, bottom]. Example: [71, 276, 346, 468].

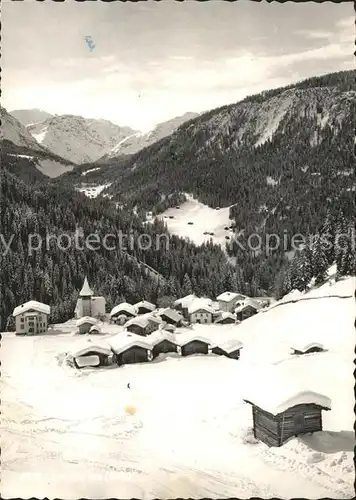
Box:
[1, 1, 355, 499]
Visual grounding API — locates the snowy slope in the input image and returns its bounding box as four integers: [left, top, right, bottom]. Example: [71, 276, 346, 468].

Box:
[10, 108, 53, 127]
[107, 112, 199, 157]
[156, 193, 234, 247]
[1, 107, 76, 177]
[1, 277, 354, 498]
[27, 115, 137, 164]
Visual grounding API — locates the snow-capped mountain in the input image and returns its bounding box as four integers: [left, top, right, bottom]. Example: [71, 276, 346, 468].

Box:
[26, 115, 137, 164]
[106, 112, 200, 158]
[1, 107, 76, 178]
[10, 109, 53, 127]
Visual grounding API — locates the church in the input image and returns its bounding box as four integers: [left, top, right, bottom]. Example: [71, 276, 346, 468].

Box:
[74, 277, 106, 319]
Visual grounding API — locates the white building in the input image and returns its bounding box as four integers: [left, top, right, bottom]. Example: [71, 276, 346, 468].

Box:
[216, 291, 246, 313]
[188, 299, 214, 324]
[75, 277, 106, 319]
[13, 300, 51, 335]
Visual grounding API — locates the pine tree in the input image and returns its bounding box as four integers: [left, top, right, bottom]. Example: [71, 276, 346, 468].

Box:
[181, 273, 193, 296]
[312, 234, 329, 284]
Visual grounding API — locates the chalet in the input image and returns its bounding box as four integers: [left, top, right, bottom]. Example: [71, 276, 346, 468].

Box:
[113, 339, 153, 366]
[188, 299, 214, 324]
[125, 314, 161, 336]
[72, 342, 114, 369]
[214, 312, 236, 324]
[75, 277, 106, 319]
[110, 302, 137, 323]
[159, 308, 184, 326]
[179, 335, 210, 356]
[217, 292, 246, 313]
[235, 303, 258, 321]
[291, 342, 325, 356]
[13, 301, 51, 335]
[150, 331, 180, 359]
[243, 370, 332, 447]
[76, 316, 97, 334]
[173, 294, 197, 319]
[134, 300, 156, 315]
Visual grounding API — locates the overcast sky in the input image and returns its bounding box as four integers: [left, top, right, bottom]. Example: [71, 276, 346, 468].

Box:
[2, 0, 354, 131]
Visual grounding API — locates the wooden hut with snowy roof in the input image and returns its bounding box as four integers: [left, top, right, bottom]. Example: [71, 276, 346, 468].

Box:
[134, 300, 156, 315]
[109, 302, 137, 324]
[125, 313, 161, 336]
[13, 300, 51, 335]
[71, 340, 114, 368]
[149, 331, 180, 359]
[159, 308, 184, 326]
[76, 316, 97, 334]
[173, 294, 197, 319]
[214, 312, 236, 325]
[243, 370, 331, 447]
[111, 337, 153, 366]
[291, 341, 325, 356]
[211, 339, 243, 359]
[178, 334, 211, 356]
[235, 300, 259, 321]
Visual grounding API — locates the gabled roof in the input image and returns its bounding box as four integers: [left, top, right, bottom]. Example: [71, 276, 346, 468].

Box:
[242, 367, 332, 416]
[110, 302, 137, 317]
[159, 308, 183, 323]
[215, 312, 236, 323]
[112, 338, 152, 355]
[135, 300, 156, 311]
[217, 291, 242, 302]
[173, 294, 197, 308]
[188, 298, 214, 315]
[218, 339, 244, 353]
[13, 300, 51, 317]
[89, 324, 101, 333]
[79, 277, 94, 297]
[73, 342, 112, 358]
[76, 316, 97, 327]
[235, 301, 259, 314]
[125, 316, 151, 329]
[177, 334, 211, 347]
[291, 341, 324, 353]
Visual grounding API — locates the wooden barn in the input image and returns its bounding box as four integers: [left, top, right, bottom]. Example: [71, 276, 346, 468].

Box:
[72, 342, 114, 368]
[235, 303, 258, 321]
[110, 302, 137, 323]
[76, 316, 97, 334]
[134, 300, 156, 315]
[173, 294, 197, 319]
[212, 340, 243, 359]
[114, 339, 153, 366]
[243, 378, 332, 447]
[159, 308, 184, 326]
[150, 332, 180, 359]
[291, 342, 325, 356]
[179, 335, 210, 356]
[214, 312, 236, 324]
[125, 315, 161, 336]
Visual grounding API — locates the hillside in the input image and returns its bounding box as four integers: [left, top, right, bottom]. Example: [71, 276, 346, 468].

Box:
[98, 70, 355, 293]
[104, 112, 200, 158]
[26, 115, 137, 164]
[1, 107, 76, 178]
[1, 276, 354, 498]
[10, 109, 53, 127]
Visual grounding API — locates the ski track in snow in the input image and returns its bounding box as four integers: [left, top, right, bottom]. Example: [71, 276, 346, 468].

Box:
[1, 278, 354, 499]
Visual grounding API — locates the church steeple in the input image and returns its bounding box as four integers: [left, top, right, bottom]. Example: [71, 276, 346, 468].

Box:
[79, 277, 94, 297]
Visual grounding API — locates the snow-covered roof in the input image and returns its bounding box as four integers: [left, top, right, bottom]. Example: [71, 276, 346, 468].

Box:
[188, 298, 214, 315]
[76, 316, 97, 327]
[72, 341, 112, 358]
[159, 308, 183, 323]
[112, 338, 152, 355]
[135, 300, 156, 311]
[235, 301, 259, 314]
[148, 329, 177, 346]
[125, 316, 151, 329]
[215, 312, 236, 323]
[291, 341, 324, 353]
[110, 302, 137, 317]
[13, 300, 51, 317]
[173, 294, 197, 308]
[89, 324, 101, 333]
[79, 277, 94, 297]
[177, 334, 211, 347]
[243, 368, 331, 415]
[217, 291, 241, 303]
[218, 339, 244, 353]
